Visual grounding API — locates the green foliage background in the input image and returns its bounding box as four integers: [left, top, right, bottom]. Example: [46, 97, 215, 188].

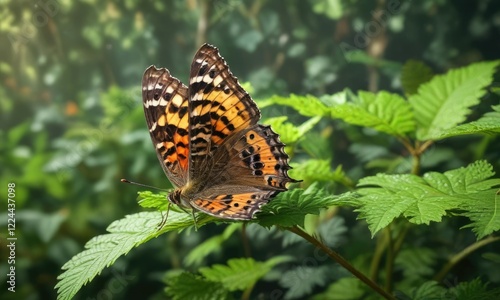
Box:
[1, 0, 500, 299]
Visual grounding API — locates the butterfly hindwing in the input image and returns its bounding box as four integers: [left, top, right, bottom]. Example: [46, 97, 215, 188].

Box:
[191, 191, 278, 220]
[142, 66, 190, 187]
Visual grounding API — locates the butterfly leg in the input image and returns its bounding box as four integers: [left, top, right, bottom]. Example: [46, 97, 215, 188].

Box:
[157, 202, 171, 230]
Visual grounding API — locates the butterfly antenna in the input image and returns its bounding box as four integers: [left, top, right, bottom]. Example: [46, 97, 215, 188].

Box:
[120, 178, 169, 192]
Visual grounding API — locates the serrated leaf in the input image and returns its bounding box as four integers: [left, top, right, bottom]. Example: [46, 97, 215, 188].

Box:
[55, 211, 214, 300]
[165, 272, 233, 300]
[269, 94, 330, 117]
[199, 256, 291, 292]
[449, 278, 500, 300]
[264, 116, 299, 144]
[184, 223, 241, 266]
[409, 60, 500, 140]
[289, 160, 353, 187]
[331, 91, 415, 136]
[409, 281, 446, 300]
[395, 247, 437, 287]
[431, 105, 500, 140]
[137, 190, 169, 210]
[355, 160, 500, 237]
[280, 266, 330, 299]
[459, 188, 500, 239]
[317, 216, 348, 248]
[257, 183, 342, 228]
[312, 277, 366, 300]
[401, 60, 434, 95]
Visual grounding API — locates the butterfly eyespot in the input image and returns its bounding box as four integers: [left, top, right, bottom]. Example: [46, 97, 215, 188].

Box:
[249, 133, 255, 139]
[233, 203, 239, 207]
[153, 93, 160, 100]
[209, 69, 216, 78]
[163, 93, 172, 101]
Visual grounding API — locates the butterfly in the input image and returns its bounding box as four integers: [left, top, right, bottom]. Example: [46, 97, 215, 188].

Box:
[141, 44, 298, 221]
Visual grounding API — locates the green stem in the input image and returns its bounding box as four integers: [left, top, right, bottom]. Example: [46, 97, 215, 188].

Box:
[433, 235, 500, 282]
[411, 152, 421, 175]
[288, 226, 395, 300]
[384, 226, 394, 292]
[369, 232, 387, 282]
[241, 223, 252, 258]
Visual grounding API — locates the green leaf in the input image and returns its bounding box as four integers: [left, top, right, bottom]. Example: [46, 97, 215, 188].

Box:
[331, 91, 415, 136]
[264, 117, 299, 144]
[459, 188, 500, 239]
[268, 94, 330, 117]
[165, 272, 233, 300]
[395, 247, 437, 286]
[257, 183, 343, 228]
[449, 278, 500, 300]
[137, 190, 169, 210]
[289, 159, 353, 187]
[409, 281, 446, 300]
[279, 266, 330, 299]
[401, 60, 434, 95]
[431, 105, 500, 140]
[55, 211, 214, 300]
[409, 60, 500, 140]
[184, 223, 241, 266]
[355, 160, 500, 237]
[312, 277, 366, 300]
[199, 256, 291, 292]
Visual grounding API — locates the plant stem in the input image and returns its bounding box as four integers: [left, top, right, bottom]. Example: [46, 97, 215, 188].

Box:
[433, 235, 500, 282]
[384, 226, 394, 292]
[241, 223, 252, 258]
[288, 226, 395, 300]
[369, 232, 387, 282]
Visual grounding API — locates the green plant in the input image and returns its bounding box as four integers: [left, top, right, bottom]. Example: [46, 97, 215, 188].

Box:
[56, 60, 500, 299]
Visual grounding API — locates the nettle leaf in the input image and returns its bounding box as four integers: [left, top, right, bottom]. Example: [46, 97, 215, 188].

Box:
[55, 211, 213, 300]
[331, 91, 415, 137]
[184, 223, 241, 266]
[279, 265, 331, 299]
[401, 60, 434, 95]
[409, 60, 500, 141]
[257, 183, 342, 228]
[165, 272, 233, 300]
[459, 188, 500, 239]
[289, 159, 353, 187]
[268, 94, 330, 117]
[312, 277, 366, 300]
[199, 256, 292, 292]
[395, 247, 437, 290]
[355, 161, 500, 237]
[448, 278, 500, 299]
[137, 190, 169, 210]
[432, 105, 500, 140]
[408, 281, 446, 300]
[264, 116, 320, 145]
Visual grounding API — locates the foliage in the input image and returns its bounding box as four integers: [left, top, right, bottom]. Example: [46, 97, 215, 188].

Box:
[2, 1, 500, 299]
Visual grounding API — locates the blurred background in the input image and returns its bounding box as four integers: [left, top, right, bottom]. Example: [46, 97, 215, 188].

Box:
[1, 0, 500, 299]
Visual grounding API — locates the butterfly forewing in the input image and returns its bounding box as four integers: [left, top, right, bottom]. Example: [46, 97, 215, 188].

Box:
[188, 44, 261, 172]
[142, 66, 190, 187]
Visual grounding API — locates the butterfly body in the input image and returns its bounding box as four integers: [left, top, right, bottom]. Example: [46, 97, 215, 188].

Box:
[142, 44, 298, 220]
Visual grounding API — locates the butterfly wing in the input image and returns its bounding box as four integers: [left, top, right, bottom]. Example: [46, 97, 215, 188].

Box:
[185, 44, 298, 220]
[187, 44, 261, 178]
[142, 66, 190, 187]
